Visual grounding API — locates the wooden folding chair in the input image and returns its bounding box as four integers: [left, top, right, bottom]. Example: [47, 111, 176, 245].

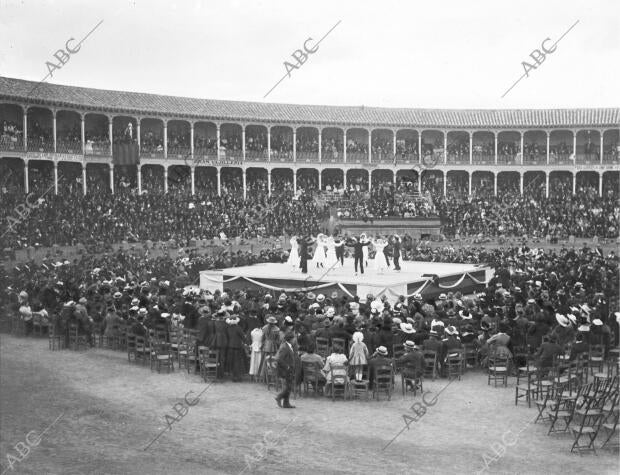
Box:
[373, 365, 394, 401]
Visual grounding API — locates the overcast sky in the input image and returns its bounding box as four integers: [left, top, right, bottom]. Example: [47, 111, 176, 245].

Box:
[0, 0, 618, 109]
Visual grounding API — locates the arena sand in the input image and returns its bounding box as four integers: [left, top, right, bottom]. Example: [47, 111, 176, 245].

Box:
[0, 334, 618, 475]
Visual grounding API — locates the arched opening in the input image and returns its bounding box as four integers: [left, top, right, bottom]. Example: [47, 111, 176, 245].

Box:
[322, 127, 344, 163]
[346, 128, 369, 163]
[27, 107, 53, 152]
[245, 125, 268, 161]
[296, 127, 319, 162]
[0, 103, 25, 152]
[56, 110, 81, 154]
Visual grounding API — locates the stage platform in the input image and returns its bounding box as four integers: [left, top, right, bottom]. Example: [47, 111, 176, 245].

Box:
[200, 259, 492, 304]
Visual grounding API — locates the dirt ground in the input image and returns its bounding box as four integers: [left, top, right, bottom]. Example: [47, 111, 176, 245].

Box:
[0, 334, 618, 475]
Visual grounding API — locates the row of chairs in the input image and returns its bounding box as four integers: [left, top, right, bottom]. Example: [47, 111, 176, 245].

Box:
[534, 375, 619, 454]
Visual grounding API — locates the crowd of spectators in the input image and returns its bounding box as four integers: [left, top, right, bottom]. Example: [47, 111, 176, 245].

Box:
[3, 241, 617, 387]
[1, 162, 618, 250]
[437, 184, 618, 239]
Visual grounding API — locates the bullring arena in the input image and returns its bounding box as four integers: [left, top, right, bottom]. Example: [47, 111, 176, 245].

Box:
[1, 2, 620, 474]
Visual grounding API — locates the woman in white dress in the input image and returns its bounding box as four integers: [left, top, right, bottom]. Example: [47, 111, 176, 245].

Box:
[249, 326, 263, 381]
[371, 237, 389, 273]
[287, 235, 300, 271]
[325, 236, 337, 268]
[360, 233, 371, 268]
[312, 233, 327, 268]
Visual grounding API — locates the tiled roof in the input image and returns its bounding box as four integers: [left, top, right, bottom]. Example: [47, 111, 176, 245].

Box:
[1, 76, 618, 129]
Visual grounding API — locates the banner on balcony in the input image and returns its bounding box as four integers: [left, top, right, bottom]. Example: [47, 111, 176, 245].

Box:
[113, 142, 139, 165]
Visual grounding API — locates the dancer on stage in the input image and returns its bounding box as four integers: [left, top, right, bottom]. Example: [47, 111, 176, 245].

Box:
[346, 235, 371, 275]
[297, 235, 314, 274]
[325, 235, 338, 268]
[391, 234, 402, 271]
[333, 235, 346, 266]
[312, 233, 327, 269]
[287, 235, 300, 272]
[360, 233, 371, 268]
[371, 236, 389, 274]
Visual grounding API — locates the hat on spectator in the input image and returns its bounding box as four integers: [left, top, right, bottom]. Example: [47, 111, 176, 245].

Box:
[138, 308, 148, 315]
[392, 317, 402, 325]
[376, 346, 388, 356]
[566, 313, 577, 325]
[352, 331, 364, 343]
[404, 340, 416, 350]
[331, 291, 339, 299]
[400, 322, 415, 334]
[592, 319, 603, 326]
[284, 316, 293, 325]
[438, 293, 447, 300]
[555, 314, 570, 327]
[316, 294, 325, 303]
[78, 297, 87, 305]
[113, 292, 122, 299]
[445, 325, 458, 336]
[306, 292, 316, 301]
[18, 291, 28, 300]
[413, 293, 423, 301]
[459, 310, 472, 320]
[266, 316, 277, 324]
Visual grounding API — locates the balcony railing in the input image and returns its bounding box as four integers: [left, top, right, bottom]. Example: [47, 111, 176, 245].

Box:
[245, 150, 268, 161]
[346, 151, 368, 164]
[321, 150, 344, 163]
[297, 151, 319, 162]
[84, 142, 111, 156]
[167, 146, 191, 159]
[270, 150, 294, 162]
[27, 138, 54, 153]
[57, 141, 82, 154]
[0, 136, 24, 152]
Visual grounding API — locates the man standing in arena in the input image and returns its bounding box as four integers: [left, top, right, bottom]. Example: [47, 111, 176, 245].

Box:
[274, 332, 296, 409]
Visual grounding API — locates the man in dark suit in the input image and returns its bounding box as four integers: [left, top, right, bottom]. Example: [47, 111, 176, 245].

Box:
[274, 332, 296, 408]
[391, 235, 402, 271]
[569, 334, 589, 361]
[333, 236, 346, 266]
[397, 341, 424, 389]
[346, 236, 371, 275]
[297, 236, 314, 274]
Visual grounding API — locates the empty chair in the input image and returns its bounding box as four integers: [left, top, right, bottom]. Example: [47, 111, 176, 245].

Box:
[68, 323, 88, 351]
[423, 350, 438, 381]
[569, 395, 605, 454]
[178, 338, 196, 372]
[48, 320, 65, 351]
[126, 332, 137, 362]
[488, 352, 511, 387]
[373, 365, 394, 401]
[200, 348, 219, 382]
[150, 339, 174, 373]
[445, 349, 464, 381]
